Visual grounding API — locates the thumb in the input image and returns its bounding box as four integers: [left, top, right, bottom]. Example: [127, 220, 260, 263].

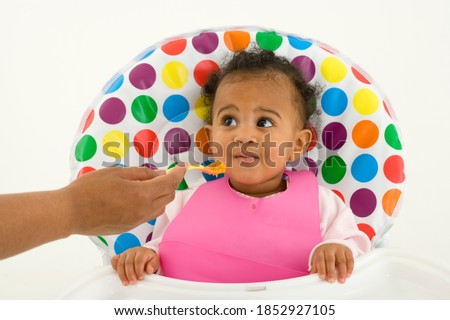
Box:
[166, 163, 187, 185]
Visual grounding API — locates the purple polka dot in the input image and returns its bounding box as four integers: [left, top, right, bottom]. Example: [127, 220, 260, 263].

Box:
[129, 63, 156, 90]
[141, 163, 158, 170]
[192, 32, 219, 54]
[350, 188, 377, 217]
[164, 128, 191, 155]
[304, 157, 318, 176]
[99, 97, 126, 124]
[291, 56, 316, 83]
[322, 122, 347, 150]
[146, 232, 153, 242]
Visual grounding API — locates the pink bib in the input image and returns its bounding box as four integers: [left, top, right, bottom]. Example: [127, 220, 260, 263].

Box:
[159, 170, 322, 283]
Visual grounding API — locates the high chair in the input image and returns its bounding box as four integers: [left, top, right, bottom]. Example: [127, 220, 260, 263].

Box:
[60, 26, 449, 299]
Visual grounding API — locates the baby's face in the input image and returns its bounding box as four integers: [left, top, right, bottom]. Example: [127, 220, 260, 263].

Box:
[206, 72, 311, 196]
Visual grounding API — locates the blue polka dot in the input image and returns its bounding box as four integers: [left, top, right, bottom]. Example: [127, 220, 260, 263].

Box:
[114, 233, 141, 254]
[351, 154, 378, 183]
[321, 88, 348, 116]
[148, 219, 156, 225]
[103, 74, 124, 94]
[163, 95, 190, 122]
[137, 48, 155, 61]
[201, 160, 225, 182]
[287, 36, 313, 50]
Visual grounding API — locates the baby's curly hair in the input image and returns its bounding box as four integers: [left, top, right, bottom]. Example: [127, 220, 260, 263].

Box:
[201, 46, 321, 127]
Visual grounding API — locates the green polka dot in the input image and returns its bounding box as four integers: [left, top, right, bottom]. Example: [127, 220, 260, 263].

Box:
[384, 124, 402, 150]
[131, 95, 158, 123]
[256, 32, 283, 51]
[168, 163, 189, 190]
[75, 135, 97, 162]
[97, 236, 108, 246]
[322, 156, 347, 184]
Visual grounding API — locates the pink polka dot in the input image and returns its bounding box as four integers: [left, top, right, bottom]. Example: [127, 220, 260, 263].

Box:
[129, 63, 156, 90]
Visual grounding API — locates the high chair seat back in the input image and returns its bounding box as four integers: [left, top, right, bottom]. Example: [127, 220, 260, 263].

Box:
[70, 27, 405, 260]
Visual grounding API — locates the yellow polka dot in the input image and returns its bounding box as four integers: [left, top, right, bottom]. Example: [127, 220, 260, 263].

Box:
[353, 88, 379, 115]
[320, 57, 347, 83]
[194, 96, 210, 122]
[102, 130, 130, 159]
[162, 61, 189, 89]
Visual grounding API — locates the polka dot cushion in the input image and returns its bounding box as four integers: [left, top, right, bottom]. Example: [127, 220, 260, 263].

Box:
[70, 26, 405, 259]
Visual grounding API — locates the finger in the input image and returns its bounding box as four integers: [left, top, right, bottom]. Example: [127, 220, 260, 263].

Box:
[314, 250, 327, 280]
[116, 254, 129, 286]
[119, 166, 165, 181]
[111, 255, 119, 271]
[145, 252, 160, 274]
[141, 165, 186, 197]
[134, 251, 150, 280]
[345, 250, 354, 277]
[335, 251, 348, 284]
[325, 251, 336, 283]
[124, 250, 138, 285]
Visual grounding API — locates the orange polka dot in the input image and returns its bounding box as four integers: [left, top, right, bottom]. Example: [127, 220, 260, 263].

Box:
[358, 223, 375, 240]
[382, 189, 402, 216]
[352, 120, 379, 148]
[196, 127, 212, 154]
[351, 66, 371, 84]
[224, 31, 251, 52]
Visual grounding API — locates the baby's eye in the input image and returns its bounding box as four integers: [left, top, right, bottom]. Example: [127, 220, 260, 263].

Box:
[257, 118, 273, 127]
[223, 117, 237, 126]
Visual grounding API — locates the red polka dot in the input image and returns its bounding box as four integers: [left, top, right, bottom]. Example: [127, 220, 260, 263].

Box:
[358, 223, 375, 240]
[332, 189, 345, 203]
[194, 60, 220, 87]
[77, 166, 95, 178]
[384, 155, 405, 183]
[161, 39, 187, 55]
[351, 66, 371, 84]
[134, 129, 159, 158]
[82, 110, 94, 133]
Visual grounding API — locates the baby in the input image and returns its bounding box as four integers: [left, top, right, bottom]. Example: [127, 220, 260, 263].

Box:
[112, 47, 370, 285]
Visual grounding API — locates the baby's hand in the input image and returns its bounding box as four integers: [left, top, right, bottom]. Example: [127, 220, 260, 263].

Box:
[111, 246, 159, 286]
[310, 243, 354, 284]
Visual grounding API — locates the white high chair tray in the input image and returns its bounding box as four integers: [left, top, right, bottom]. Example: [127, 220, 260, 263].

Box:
[58, 248, 450, 299]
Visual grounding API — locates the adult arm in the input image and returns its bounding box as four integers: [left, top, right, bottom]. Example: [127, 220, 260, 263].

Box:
[0, 165, 186, 260]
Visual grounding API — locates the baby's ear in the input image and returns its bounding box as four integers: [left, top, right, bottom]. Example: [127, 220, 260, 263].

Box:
[294, 128, 312, 156]
[203, 124, 212, 142]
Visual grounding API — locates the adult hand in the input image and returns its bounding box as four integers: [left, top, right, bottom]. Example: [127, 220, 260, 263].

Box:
[64, 165, 187, 235]
[0, 165, 186, 260]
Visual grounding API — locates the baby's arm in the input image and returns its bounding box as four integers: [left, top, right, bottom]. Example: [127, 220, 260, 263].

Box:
[111, 246, 159, 286]
[309, 186, 371, 283]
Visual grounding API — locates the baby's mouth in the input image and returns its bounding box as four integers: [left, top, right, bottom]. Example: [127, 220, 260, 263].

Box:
[234, 152, 259, 164]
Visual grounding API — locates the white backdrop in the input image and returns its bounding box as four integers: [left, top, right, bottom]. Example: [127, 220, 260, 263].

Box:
[0, 0, 449, 299]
